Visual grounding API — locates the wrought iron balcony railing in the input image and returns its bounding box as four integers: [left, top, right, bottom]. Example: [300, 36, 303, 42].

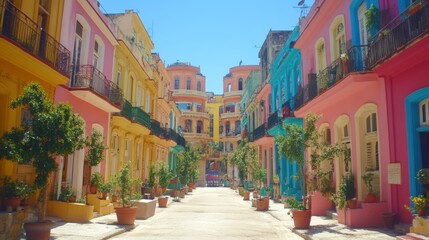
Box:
[166, 128, 179, 142]
[267, 111, 280, 130]
[0, 1, 70, 76]
[367, 0, 429, 68]
[120, 100, 151, 128]
[177, 135, 186, 147]
[70, 65, 123, 109]
[150, 119, 167, 139]
[253, 123, 268, 141]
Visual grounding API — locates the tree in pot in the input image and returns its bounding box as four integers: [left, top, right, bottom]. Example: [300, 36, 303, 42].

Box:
[99, 180, 113, 200]
[230, 140, 256, 198]
[1, 176, 35, 211]
[85, 130, 106, 194]
[276, 113, 321, 229]
[362, 169, 377, 203]
[115, 163, 138, 225]
[177, 145, 200, 199]
[156, 162, 173, 208]
[0, 83, 86, 239]
[148, 164, 156, 199]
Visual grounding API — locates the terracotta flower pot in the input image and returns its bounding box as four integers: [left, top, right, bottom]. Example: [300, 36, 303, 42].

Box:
[24, 221, 54, 240]
[68, 196, 77, 203]
[256, 199, 266, 211]
[347, 199, 357, 209]
[158, 197, 169, 208]
[111, 195, 118, 203]
[89, 185, 98, 194]
[243, 191, 250, 201]
[115, 207, 138, 225]
[365, 193, 377, 203]
[3, 196, 21, 211]
[291, 209, 312, 229]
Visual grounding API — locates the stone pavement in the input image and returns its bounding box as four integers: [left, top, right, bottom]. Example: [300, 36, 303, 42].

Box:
[47, 187, 401, 239]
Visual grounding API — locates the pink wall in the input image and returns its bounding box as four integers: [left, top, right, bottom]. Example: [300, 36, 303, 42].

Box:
[55, 86, 109, 174]
[60, 0, 116, 80]
[167, 64, 206, 92]
[296, 0, 352, 85]
[374, 36, 429, 223]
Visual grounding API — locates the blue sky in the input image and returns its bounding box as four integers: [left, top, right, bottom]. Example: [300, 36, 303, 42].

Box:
[98, 0, 312, 94]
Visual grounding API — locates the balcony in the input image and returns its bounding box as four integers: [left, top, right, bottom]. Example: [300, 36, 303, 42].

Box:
[222, 128, 241, 138]
[173, 89, 207, 98]
[120, 100, 151, 129]
[0, 1, 70, 76]
[166, 128, 179, 142]
[223, 90, 243, 98]
[150, 119, 167, 139]
[70, 65, 123, 112]
[182, 132, 210, 140]
[177, 135, 186, 148]
[267, 111, 280, 130]
[220, 111, 241, 119]
[181, 110, 210, 119]
[295, 45, 369, 110]
[253, 123, 268, 141]
[367, 0, 429, 68]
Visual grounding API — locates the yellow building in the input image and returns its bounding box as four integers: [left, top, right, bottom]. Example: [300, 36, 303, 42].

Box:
[108, 10, 155, 181]
[0, 0, 68, 180]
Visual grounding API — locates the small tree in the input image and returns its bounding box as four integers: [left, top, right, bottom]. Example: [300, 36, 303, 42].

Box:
[0, 83, 86, 222]
[117, 163, 133, 207]
[85, 130, 106, 167]
[157, 162, 173, 192]
[229, 140, 257, 185]
[177, 145, 200, 188]
[276, 113, 320, 210]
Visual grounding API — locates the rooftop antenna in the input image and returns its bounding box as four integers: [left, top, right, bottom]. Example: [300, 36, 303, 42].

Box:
[294, 0, 309, 19]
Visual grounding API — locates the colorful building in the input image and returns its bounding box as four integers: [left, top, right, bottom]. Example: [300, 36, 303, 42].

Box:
[222, 65, 259, 181]
[0, 0, 69, 182]
[54, 0, 119, 199]
[167, 62, 209, 186]
[364, 0, 429, 227]
[267, 26, 302, 201]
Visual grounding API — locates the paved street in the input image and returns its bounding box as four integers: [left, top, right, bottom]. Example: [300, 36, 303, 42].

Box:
[111, 187, 302, 240]
[49, 187, 400, 240]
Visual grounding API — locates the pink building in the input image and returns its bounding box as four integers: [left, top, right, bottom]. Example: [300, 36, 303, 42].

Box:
[366, 0, 429, 225]
[295, 0, 390, 227]
[54, 0, 120, 199]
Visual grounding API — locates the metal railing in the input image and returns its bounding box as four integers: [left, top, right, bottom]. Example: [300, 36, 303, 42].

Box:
[253, 123, 268, 141]
[150, 119, 167, 139]
[177, 135, 186, 147]
[120, 100, 150, 128]
[70, 65, 123, 109]
[0, 0, 70, 76]
[267, 111, 280, 130]
[367, 0, 429, 68]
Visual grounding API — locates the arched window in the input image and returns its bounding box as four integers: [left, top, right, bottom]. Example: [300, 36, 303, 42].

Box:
[185, 119, 192, 132]
[315, 38, 327, 73]
[238, 78, 243, 90]
[235, 120, 241, 134]
[186, 78, 191, 90]
[330, 15, 346, 60]
[196, 120, 203, 133]
[93, 40, 99, 69]
[197, 81, 201, 91]
[225, 121, 230, 136]
[174, 77, 180, 89]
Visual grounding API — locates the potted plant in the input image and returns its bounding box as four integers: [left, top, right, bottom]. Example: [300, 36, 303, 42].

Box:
[364, 3, 380, 37]
[276, 113, 321, 229]
[285, 198, 309, 229]
[58, 186, 73, 202]
[0, 83, 86, 239]
[115, 163, 138, 225]
[2, 177, 34, 211]
[157, 162, 172, 208]
[405, 195, 428, 216]
[362, 169, 376, 203]
[148, 164, 156, 199]
[99, 180, 113, 200]
[90, 172, 102, 194]
[344, 173, 356, 208]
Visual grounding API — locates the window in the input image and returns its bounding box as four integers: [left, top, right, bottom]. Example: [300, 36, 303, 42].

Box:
[235, 120, 241, 134]
[219, 106, 224, 114]
[420, 98, 429, 126]
[197, 81, 201, 91]
[185, 120, 192, 132]
[174, 77, 179, 89]
[358, 2, 368, 45]
[225, 103, 235, 113]
[71, 21, 83, 83]
[366, 113, 377, 133]
[225, 121, 230, 136]
[116, 67, 121, 87]
[228, 83, 231, 92]
[238, 78, 243, 90]
[186, 78, 191, 90]
[330, 16, 346, 60]
[196, 103, 203, 112]
[145, 90, 151, 113]
[343, 124, 349, 138]
[93, 40, 99, 68]
[127, 76, 134, 101]
[315, 38, 327, 73]
[197, 120, 203, 133]
[136, 84, 142, 107]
